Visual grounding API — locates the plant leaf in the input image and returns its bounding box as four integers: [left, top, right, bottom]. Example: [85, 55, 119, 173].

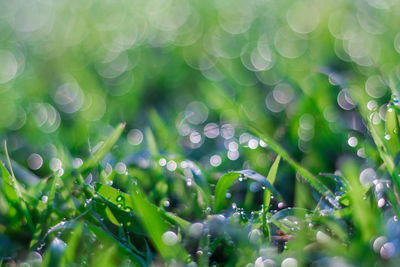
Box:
[78, 123, 126, 173]
[214, 169, 282, 212]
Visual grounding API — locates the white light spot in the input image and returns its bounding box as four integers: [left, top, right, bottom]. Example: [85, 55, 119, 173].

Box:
[167, 160, 177, 171]
[378, 198, 386, 208]
[348, 136, 358, 147]
[281, 257, 298, 267]
[128, 129, 143, 145]
[189, 223, 204, 238]
[359, 168, 376, 186]
[227, 150, 239, 161]
[380, 242, 396, 259]
[28, 153, 43, 170]
[185, 101, 209, 125]
[41, 195, 48, 203]
[248, 139, 259, 149]
[210, 155, 222, 167]
[190, 131, 202, 144]
[115, 162, 127, 174]
[228, 141, 239, 151]
[72, 158, 83, 169]
[162, 231, 178, 246]
[159, 158, 167, 166]
[0, 50, 18, 84]
[204, 123, 219, 138]
[221, 124, 235, 139]
[248, 229, 262, 244]
[50, 158, 62, 172]
[316, 231, 330, 244]
[373, 236, 387, 253]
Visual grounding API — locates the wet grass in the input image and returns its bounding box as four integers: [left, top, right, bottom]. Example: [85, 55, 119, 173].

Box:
[2, 0, 400, 266]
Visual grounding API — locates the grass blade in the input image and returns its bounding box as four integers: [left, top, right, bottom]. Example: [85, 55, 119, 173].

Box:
[263, 155, 280, 236]
[78, 123, 126, 173]
[249, 125, 340, 209]
[214, 169, 283, 213]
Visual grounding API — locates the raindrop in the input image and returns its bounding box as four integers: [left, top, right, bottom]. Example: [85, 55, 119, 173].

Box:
[378, 198, 386, 208]
[373, 236, 387, 253]
[28, 153, 43, 170]
[159, 158, 167, 166]
[248, 139, 259, 149]
[190, 131, 202, 144]
[127, 129, 143, 145]
[210, 155, 222, 167]
[115, 162, 127, 174]
[189, 223, 203, 238]
[41, 195, 48, 203]
[50, 158, 62, 172]
[162, 231, 178, 246]
[227, 150, 239, 161]
[167, 160, 177, 171]
[348, 136, 358, 147]
[221, 124, 235, 139]
[248, 229, 262, 244]
[185, 101, 209, 125]
[281, 257, 298, 267]
[380, 242, 396, 259]
[73, 158, 83, 169]
[359, 168, 376, 186]
[204, 123, 219, 138]
[316, 231, 330, 244]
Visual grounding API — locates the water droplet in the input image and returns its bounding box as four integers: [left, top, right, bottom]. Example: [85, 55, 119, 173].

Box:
[378, 198, 386, 208]
[380, 242, 396, 259]
[41, 195, 48, 203]
[161, 231, 178, 246]
[373, 236, 387, 253]
[189, 222, 203, 238]
[316, 231, 330, 244]
[281, 257, 298, 267]
[248, 229, 262, 244]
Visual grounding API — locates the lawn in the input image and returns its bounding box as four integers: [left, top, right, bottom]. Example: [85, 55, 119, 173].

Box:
[1, 0, 400, 266]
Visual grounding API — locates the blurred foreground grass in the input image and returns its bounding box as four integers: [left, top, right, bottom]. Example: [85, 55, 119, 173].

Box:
[2, 0, 400, 266]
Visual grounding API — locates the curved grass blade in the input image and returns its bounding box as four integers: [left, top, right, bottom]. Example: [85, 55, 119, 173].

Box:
[263, 155, 280, 236]
[86, 223, 145, 266]
[214, 169, 283, 213]
[95, 183, 190, 229]
[1, 142, 34, 231]
[249, 125, 340, 209]
[385, 105, 400, 158]
[78, 123, 126, 173]
[128, 184, 188, 261]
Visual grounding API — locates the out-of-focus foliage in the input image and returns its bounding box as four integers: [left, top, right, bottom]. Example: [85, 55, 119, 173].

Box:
[1, 0, 400, 266]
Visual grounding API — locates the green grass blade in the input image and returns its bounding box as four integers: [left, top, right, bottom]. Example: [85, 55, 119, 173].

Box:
[129, 185, 188, 261]
[78, 123, 126, 173]
[63, 222, 83, 265]
[214, 169, 282, 213]
[145, 127, 159, 156]
[1, 142, 34, 231]
[385, 106, 400, 157]
[249, 125, 340, 209]
[263, 155, 280, 236]
[95, 183, 190, 229]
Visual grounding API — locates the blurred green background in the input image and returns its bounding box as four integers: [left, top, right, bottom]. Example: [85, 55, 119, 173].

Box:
[1, 0, 398, 183]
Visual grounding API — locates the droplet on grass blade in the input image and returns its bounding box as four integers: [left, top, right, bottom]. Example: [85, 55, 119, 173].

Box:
[281, 257, 298, 267]
[373, 236, 387, 253]
[380, 242, 396, 259]
[162, 231, 178, 246]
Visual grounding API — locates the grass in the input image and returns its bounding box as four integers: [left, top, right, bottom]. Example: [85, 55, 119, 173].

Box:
[2, 0, 400, 266]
